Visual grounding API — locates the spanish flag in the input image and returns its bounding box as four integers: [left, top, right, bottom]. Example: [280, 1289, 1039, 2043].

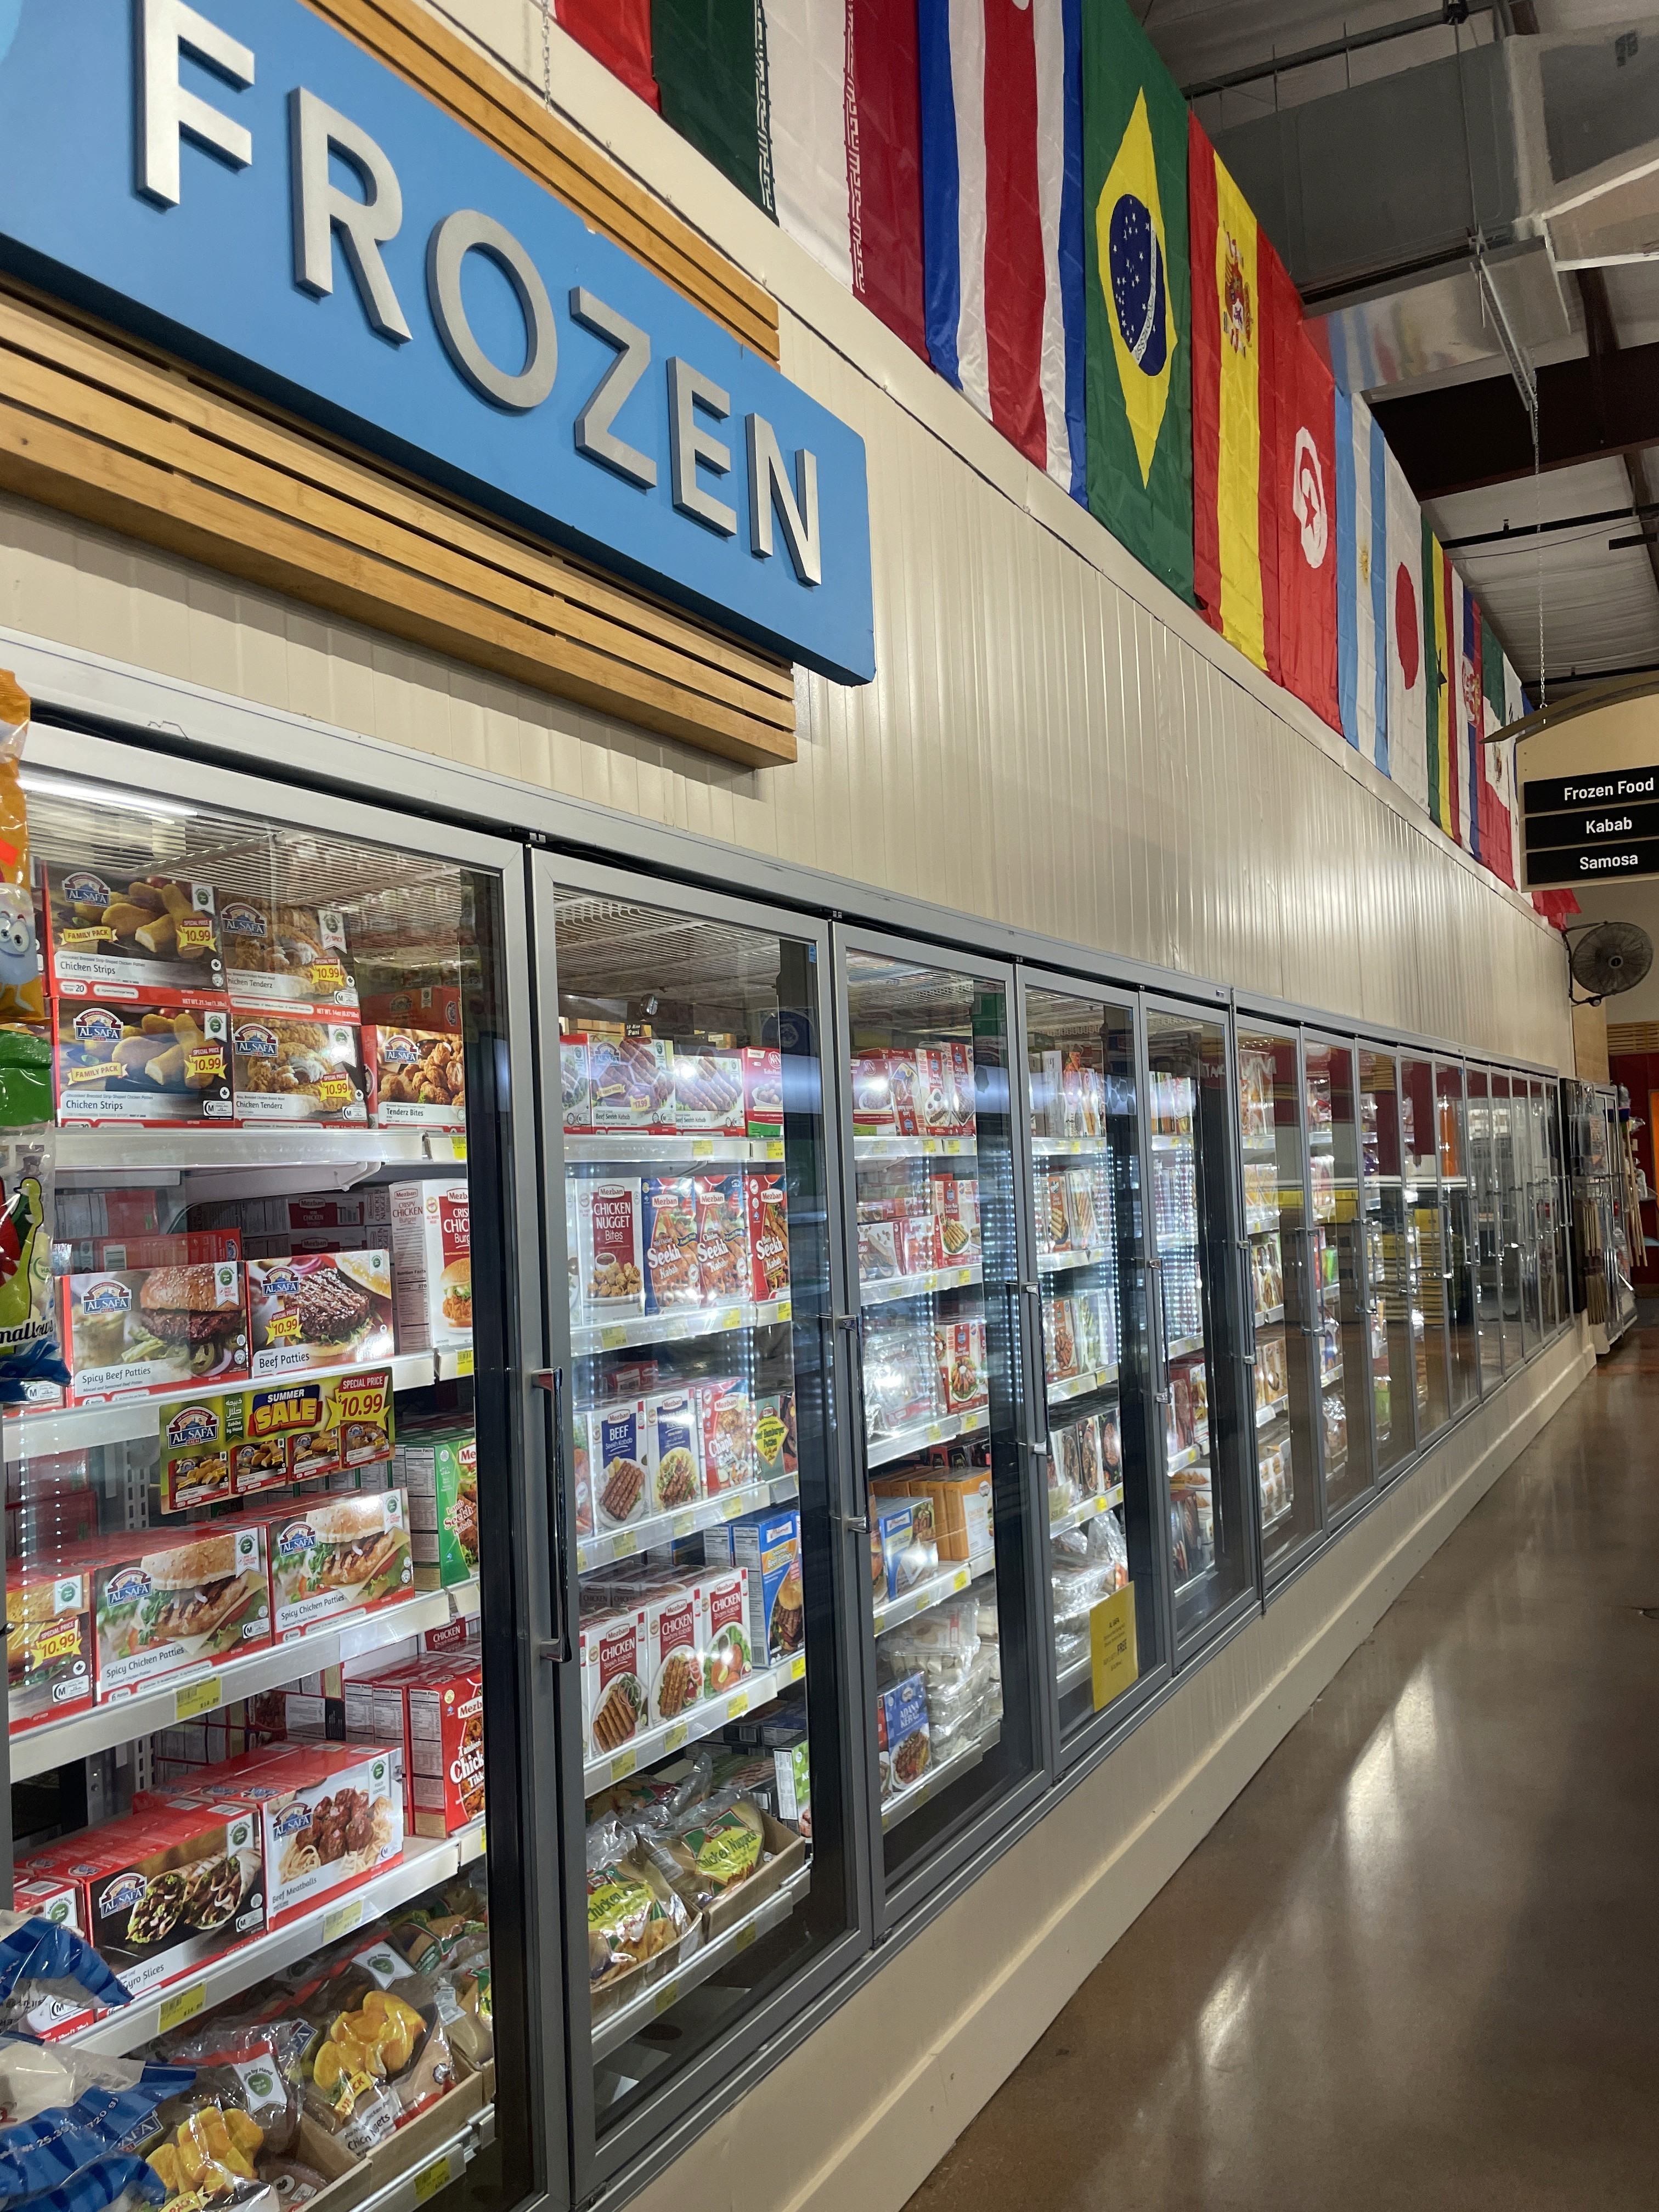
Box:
[1189, 115, 1278, 678]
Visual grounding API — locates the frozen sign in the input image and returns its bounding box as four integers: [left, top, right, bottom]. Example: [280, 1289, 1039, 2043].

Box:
[0, 0, 874, 684]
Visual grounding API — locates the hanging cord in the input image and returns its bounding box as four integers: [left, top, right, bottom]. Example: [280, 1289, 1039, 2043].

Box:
[541, 0, 552, 108]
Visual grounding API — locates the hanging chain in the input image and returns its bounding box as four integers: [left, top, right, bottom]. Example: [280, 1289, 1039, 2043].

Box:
[541, 0, 551, 108]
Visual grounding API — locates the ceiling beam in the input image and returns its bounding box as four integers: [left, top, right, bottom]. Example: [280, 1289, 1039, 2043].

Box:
[1577, 267, 1659, 611]
[1370, 340, 1659, 499]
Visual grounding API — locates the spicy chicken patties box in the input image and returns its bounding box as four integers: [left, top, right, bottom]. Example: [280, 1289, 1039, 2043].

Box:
[266, 1489, 412, 1639]
[88, 1520, 271, 1698]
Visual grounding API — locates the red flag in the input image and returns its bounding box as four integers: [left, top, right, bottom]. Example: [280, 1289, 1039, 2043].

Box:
[1266, 252, 1340, 732]
[556, 0, 659, 112]
[850, 0, 929, 362]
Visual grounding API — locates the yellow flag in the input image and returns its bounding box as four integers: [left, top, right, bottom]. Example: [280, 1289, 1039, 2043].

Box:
[1096, 90, 1175, 488]
[1213, 156, 1265, 671]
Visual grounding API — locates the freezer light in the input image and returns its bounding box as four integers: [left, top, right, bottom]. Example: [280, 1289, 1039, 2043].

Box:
[20, 771, 198, 819]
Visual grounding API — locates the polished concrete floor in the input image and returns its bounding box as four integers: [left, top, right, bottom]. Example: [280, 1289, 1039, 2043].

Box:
[906, 1333, 1659, 2211]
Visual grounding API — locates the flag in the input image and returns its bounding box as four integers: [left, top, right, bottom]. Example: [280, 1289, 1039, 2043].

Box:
[1481, 613, 1516, 887]
[1335, 385, 1388, 769]
[1457, 577, 1481, 859]
[1422, 522, 1453, 836]
[918, 0, 1086, 495]
[558, 0, 659, 108]
[1083, 0, 1192, 597]
[1269, 253, 1340, 732]
[1190, 115, 1279, 677]
[1385, 444, 1425, 809]
[650, 0, 929, 359]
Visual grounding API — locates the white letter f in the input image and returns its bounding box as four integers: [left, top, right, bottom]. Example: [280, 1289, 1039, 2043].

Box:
[136, 0, 253, 210]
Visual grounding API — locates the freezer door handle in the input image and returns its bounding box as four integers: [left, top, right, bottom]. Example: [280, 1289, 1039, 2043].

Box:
[539, 1365, 572, 1664]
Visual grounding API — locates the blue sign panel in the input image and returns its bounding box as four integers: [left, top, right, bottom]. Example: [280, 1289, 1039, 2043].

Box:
[0, 0, 874, 684]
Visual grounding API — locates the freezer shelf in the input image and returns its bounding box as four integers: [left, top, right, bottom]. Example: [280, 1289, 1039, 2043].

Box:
[9, 1581, 479, 1780]
[854, 1135, 978, 1160]
[873, 1548, 995, 1635]
[583, 1653, 808, 1794]
[590, 1865, 812, 2060]
[572, 1295, 791, 1357]
[1047, 1363, 1119, 1404]
[4, 1352, 441, 1460]
[55, 1128, 441, 1173]
[565, 1135, 784, 1166]
[351, 2107, 495, 2212]
[1048, 1485, 1125, 1534]
[866, 1406, 988, 1469]
[861, 1262, 983, 1307]
[1031, 1137, 1106, 1159]
[69, 1820, 487, 2053]
[579, 1475, 800, 1571]
[881, 1722, 1001, 1831]
[1036, 1246, 1112, 1275]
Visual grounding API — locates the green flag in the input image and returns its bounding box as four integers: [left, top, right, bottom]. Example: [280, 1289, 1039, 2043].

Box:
[1083, 0, 1193, 602]
[651, 0, 775, 217]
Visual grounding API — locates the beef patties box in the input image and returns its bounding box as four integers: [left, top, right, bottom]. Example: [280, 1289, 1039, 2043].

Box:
[247, 1252, 394, 1377]
[267, 1489, 412, 1638]
[44, 866, 225, 1005]
[90, 1520, 270, 1697]
[54, 1001, 233, 1125]
[63, 1261, 249, 1401]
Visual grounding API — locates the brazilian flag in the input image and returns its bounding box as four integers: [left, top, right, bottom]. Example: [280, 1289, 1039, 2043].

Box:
[1084, 0, 1193, 602]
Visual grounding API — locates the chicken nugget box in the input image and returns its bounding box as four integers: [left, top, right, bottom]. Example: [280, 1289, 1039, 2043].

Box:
[406, 1663, 486, 1837]
[91, 1520, 271, 1697]
[368, 1026, 466, 1129]
[45, 865, 225, 1006]
[218, 896, 358, 1013]
[712, 1509, 803, 1669]
[63, 1260, 249, 1402]
[387, 1181, 471, 1354]
[398, 1425, 479, 1588]
[21, 1797, 265, 1997]
[254, 1741, 404, 1926]
[230, 1014, 370, 1125]
[247, 1252, 396, 1377]
[267, 1489, 413, 1639]
[54, 1000, 233, 1125]
[7, 1566, 94, 1731]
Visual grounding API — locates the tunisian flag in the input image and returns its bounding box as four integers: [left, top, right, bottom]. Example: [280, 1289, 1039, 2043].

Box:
[1266, 252, 1340, 732]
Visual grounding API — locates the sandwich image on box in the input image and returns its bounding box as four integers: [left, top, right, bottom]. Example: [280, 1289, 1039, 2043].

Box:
[387, 1182, 471, 1353]
[247, 1252, 395, 1376]
[267, 1490, 413, 1638]
[64, 1262, 249, 1400]
[91, 1521, 271, 1696]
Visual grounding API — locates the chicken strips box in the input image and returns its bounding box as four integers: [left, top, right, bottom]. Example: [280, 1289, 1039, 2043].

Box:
[45, 866, 225, 1005]
[64, 1261, 249, 1401]
[267, 1489, 413, 1639]
[54, 1001, 233, 1125]
[253, 1742, 404, 1925]
[247, 1252, 395, 1376]
[91, 1520, 271, 1697]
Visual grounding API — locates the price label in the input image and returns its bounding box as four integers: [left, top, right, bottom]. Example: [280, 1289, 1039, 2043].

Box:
[653, 1981, 680, 2016]
[610, 1749, 637, 1780]
[453, 1348, 475, 1378]
[174, 1676, 222, 1723]
[725, 1691, 749, 1720]
[664, 1722, 689, 1754]
[308, 960, 349, 992]
[611, 1530, 639, 1557]
[158, 1984, 206, 2034]
[787, 1654, 806, 1682]
[765, 1141, 783, 1160]
[413, 2155, 454, 2205]
[323, 1899, 364, 1944]
[735, 1918, 760, 1953]
[671, 1511, 697, 1538]
[450, 1134, 468, 1162]
[601, 1328, 625, 1351]
[952, 1570, 969, 1594]
[716, 1307, 741, 1330]
[1090, 1586, 1139, 1714]
[777, 1300, 792, 1323]
[692, 1138, 714, 1158]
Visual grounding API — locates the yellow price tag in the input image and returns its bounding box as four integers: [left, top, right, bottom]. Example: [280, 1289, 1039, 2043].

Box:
[454, 1348, 475, 1378]
[158, 1984, 206, 2034]
[323, 1899, 364, 1944]
[1090, 1587, 1139, 1714]
[610, 1749, 636, 1780]
[174, 1676, 222, 1723]
[720, 1493, 744, 1520]
[413, 2155, 454, 2205]
[653, 1981, 680, 2016]
[692, 1138, 714, 1157]
[725, 1691, 748, 1720]
[664, 1722, 689, 1754]
[601, 1328, 625, 1351]
[735, 1919, 760, 1952]
[765, 1141, 783, 1160]
[611, 1530, 639, 1557]
[777, 1300, 792, 1323]
[450, 1135, 467, 1163]
[788, 1654, 806, 1682]
[672, 1511, 696, 1538]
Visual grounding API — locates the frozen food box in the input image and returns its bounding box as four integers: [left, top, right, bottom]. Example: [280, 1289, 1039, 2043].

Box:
[405, 1663, 486, 1838]
[218, 895, 358, 1013]
[934, 1175, 981, 1264]
[573, 1179, 644, 1317]
[22, 1798, 264, 1997]
[742, 1047, 783, 1139]
[644, 1389, 700, 1515]
[642, 1176, 701, 1313]
[878, 1674, 931, 1798]
[873, 1500, 918, 1602]
[911, 1462, 994, 1561]
[949, 1041, 978, 1137]
[670, 1051, 744, 1136]
[255, 1742, 403, 1925]
[247, 1251, 396, 1376]
[560, 1032, 593, 1134]
[851, 1052, 894, 1134]
[745, 1172, 791, 1304]
[236, 1366, 397, 1495]
[231, 1015, 370, 1125]
[92, 1520, 271, 1697]
[582, 1602, 646, 1760]
[44, 866, 224, 1005]
[367, 1026, 465, 1129]
[589, 1035, 672, 1133]
[886, 1051, 920, 1137]
[358, 981, 461, 1032]
[752, 1391, 789, 1485]
[63, 1260, 249, 1401]
[589, 1400, 648, 1530]
[692, 1174, 746, 1305]
[719, 1508, 802, 1669]
[699, 1564, 751, 1699]
[387, 1181, 471, 1355]
[54, 1000, 233, 1126]
[159, 1392, 241, 1513]
[695, 1377, 753, 1497]
[642, 1581, 701, 1728]
[6, 1565, 94, 1731]
[267, 1489, 412, 1638]
[399, 1424, 479, 1588]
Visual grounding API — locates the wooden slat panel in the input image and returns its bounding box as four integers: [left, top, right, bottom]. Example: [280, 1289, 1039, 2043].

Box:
[0, 289, 794, 767]
[303, 0, 780, 364]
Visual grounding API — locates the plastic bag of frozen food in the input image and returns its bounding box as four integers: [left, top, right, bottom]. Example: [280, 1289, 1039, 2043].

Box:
[587, 1853, 692, 2003]
[0, 2047, 193, 2201]
[0, 1035, 50, 1133]
[140, 2081, 275, 2212]
[12, 2155, 166, 2212]
[0, 1134, 68, 1404]
[642, 1800, 769, 1914]
[0, 1916, 132, 2034]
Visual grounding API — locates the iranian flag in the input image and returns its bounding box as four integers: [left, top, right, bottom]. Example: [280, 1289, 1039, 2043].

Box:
[556, 1, 659, 109]
[649, 0, 929, 359]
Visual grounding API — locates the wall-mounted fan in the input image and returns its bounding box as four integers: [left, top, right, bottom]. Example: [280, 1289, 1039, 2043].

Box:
[1566, 921, 1654, 1005]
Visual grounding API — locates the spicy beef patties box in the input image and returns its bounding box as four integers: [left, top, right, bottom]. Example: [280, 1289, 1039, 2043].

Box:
[62, 1260, 249, 1402]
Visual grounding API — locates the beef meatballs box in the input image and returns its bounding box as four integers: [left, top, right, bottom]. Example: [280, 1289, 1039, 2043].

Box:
[247, 1252, 395, 1376]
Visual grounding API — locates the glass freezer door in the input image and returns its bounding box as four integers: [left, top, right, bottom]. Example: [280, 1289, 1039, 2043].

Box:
[1436, 1063, 1479, 1415]
[1360, 1049, 1413, 1479]
[837, 940, 1033, 1909]
[7, 738, 552, 2212]
[1236, 1027, 1318, 1574]
[1468, 1070, 1503, 1391]
[1401, 1056, 1449, 1440]
[1520, 1084, 1543, 1351]
[1307, 1038, 1375, 1517]
[1493, 1077, 1525, 1370]
[541, 872, 855, 2167]
[1021, 983, 1159, 1746]
[1146, 1008, 1249, 1651]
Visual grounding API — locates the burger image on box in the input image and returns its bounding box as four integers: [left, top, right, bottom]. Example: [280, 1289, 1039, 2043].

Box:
[387, 1181, 471, 1353]
[44, 865, 224, 1003]
[54, 1000, 233, 1125]
[218, 896, 358, 1012]
[712, 1509, 802, 1667]
[406, 1663, 485, 1837]
[247, 1251, 394, 1376]
[267, 1489, 412, 1638]
[7, 1566, 94, 1730]
[398, 1424, 478, 1588]
[20, 1797, 264, 1997]
[249, 1742, 403, 1925]
[64, 1261, 249, 1399]
[91, 1520, 271, 1696]
[231, 1015, 370, 1125]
